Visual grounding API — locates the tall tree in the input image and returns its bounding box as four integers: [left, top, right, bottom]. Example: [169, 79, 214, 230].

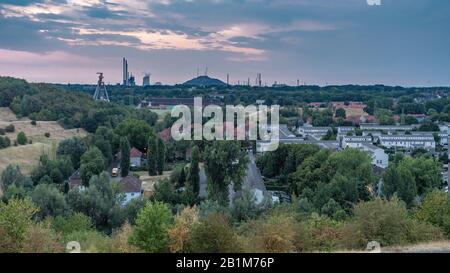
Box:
[147, 136, 158, 176]
[79, 147, 106, 187]
[115, 119, 153, 151]
[204, 141, 248, 205]
[383, 162, 417, 207]
[67, 172, 118, 231]
[414, 190, 450, 236]
[120, 137, 131, 177]
[0, 198, 39, 252]
[56, 137, 86, 169]
[129, 201, 172, 253]
[189, 146, 200, 196]
[31, 184, 69, 220]
[178, 167, 186, 188]
[156, 138, 166, 175]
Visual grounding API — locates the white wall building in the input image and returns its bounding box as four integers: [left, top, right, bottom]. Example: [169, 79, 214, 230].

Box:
[359, 143, 389, 169]
[360, 124, 414, 132]
[341, 136, 373, 148]
[298, 126, 331, 138]
[411, 131, 447, 146]
[379, 134, 436, 149]
[120, 176, 143, 205]
[337, 126, 355, 135]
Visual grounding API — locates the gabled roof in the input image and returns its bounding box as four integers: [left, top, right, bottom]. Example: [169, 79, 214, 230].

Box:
[121, 176, 142, 193]
[130, 147, 142, 158]
[69, 170, 82, 188]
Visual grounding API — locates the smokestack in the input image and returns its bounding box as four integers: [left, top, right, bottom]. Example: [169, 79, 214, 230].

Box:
[122, 58, 129, 86]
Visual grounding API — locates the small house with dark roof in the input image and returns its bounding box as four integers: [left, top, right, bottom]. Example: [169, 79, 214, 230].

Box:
[121, 176, 143, 204]
[130, 147, 143, 167]
[68, 170, 85, 191]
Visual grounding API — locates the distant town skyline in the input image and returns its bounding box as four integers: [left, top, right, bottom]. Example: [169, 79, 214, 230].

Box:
[0, 0, 449, 86]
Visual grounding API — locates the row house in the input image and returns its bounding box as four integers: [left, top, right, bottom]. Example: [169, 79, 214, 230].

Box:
[379, 134, 436, 149]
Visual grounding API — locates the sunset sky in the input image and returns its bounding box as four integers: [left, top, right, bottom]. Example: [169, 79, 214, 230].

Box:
[0, 0, 449, 86]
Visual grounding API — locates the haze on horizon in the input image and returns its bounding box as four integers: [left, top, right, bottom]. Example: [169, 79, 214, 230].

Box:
[0, 0, 449, 87]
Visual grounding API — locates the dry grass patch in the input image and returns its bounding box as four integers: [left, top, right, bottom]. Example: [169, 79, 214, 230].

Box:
[0, 107, 87, 143]
[0, 107, 22, 122]
[0, 107, 87, 177]
[0, 142, 53, 175]
[344, 108, 367, 117]
[383, 241, 450, 253]
[134, 171, 172, 197]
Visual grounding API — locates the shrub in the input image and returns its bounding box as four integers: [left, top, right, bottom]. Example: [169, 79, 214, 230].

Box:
[168, 206, 199, 253]
[129, 202, 172, 253]
[44, 132, 50, 138]
[52, 213, 93, 235]
[0, 198, 39, 252]
[340, 198, 409, 249]
[17, 131, 27, 145]
[247, 213, 297, 253]
[339, 197, 444, 250]
[0, 136, 11, 149]
[21, 222, 64, 253]
[414, 190, 450, 237]
[5, 124, 15, 133]
[294, 213, 342, 252]
[31, 120, 37, 126]
[187, 213, 241, 253]
[109, 222, 141, 253]
[0, 128, 5, 135]
[63, 230, 111, 253]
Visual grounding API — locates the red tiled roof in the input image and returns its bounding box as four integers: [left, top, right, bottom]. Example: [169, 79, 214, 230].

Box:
[121, 176, 142, 193]
[130, 147, 142, 158]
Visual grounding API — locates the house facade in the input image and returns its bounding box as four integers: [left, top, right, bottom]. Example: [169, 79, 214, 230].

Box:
[68, 170, 86, 191]
[359, 143, 389, 169]
[121, 176, 143, 205]
[130, 147, 143, 167]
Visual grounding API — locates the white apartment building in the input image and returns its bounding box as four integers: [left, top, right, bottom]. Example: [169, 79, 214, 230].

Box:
[337, 126, 355, 135]
[256, 139, 340, 153]
[411, 131, 448, 146]
[297, 126, 331, 138]
[341, 136, 373, 148]
[379, 134, 436, 149]
[360, 124, 414, 132]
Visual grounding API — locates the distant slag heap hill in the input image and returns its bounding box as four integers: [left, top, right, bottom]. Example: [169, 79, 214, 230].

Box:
[182, 76, 227, 87]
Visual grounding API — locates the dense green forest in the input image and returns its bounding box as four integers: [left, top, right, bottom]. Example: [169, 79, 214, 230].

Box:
[0, 77, 158, 133]
[58, 82, 450, 128]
